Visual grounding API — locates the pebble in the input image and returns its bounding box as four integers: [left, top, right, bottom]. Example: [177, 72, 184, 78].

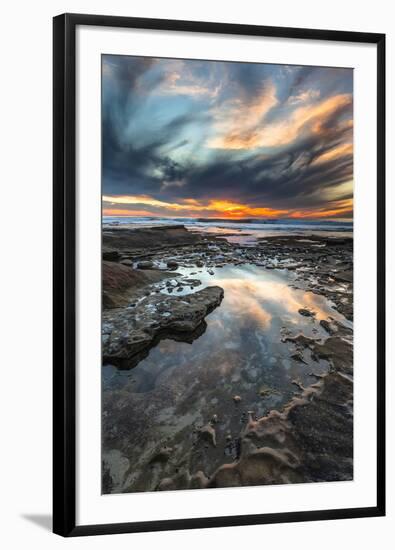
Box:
[298, 308, 315, 317]
[167, 260, 179, 269]
[211, 414, 218, 424]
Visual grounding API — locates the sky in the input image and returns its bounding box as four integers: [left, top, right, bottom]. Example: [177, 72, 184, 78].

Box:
[102, 55, 353, 220]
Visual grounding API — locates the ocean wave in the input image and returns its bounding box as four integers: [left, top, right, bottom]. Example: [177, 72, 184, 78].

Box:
[103, 216, 353, 233]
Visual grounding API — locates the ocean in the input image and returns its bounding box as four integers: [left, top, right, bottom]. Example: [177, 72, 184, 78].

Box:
[103, 216, 353, 243]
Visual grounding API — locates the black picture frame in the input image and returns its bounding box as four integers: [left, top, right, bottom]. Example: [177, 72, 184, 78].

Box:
[53, 12, 386, 537]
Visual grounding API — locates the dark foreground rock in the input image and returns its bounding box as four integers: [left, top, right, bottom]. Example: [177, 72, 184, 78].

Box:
[101, 224, 353, 493]
[256, 235, 353, 321]
[103, 286, 224, 367]
[207, 334, 353, 488]
[139, 333, 353, 491]
[207, 368, 353, 488]
[103, 224, 202, 259]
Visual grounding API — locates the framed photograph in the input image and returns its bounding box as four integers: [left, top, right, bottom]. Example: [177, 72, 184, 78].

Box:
[53, 13, 385, 536]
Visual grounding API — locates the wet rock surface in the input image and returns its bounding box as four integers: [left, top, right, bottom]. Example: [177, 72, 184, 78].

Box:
[103, 224, 202, 261]
[102, 225, 353, 493]
[208, 332, 353, 488]
[103, 286, 224, 367]
[103, 261, 174, 309]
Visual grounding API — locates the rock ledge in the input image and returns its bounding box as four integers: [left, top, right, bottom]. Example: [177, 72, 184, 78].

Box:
[103, 286, 224, 366]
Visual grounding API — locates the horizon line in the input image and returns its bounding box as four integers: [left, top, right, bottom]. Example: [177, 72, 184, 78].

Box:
[102, 214, 353, 223]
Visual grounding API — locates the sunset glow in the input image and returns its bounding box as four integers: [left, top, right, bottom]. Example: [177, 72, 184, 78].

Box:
[102, 56, 353, 220]
[102, 195, 353, 220]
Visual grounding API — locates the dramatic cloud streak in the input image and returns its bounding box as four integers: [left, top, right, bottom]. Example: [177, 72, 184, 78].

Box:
[102, 55, 353, 219]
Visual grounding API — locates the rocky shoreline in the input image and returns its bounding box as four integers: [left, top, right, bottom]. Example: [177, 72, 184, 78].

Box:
[102, 224, 353, 493]
[103, 284, 224, 368]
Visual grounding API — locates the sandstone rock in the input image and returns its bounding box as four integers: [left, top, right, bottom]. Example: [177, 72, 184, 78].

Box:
[103, 225, 201, 254]
[103, 249, 121, 262]
[290, 352, 307, 364]
[198, 424, 217, 447]
[137, 260, 154, 270]
[102, 261, 173, 309]
[157, 478, 176, 491]
[320, 319, 336, 334]
[120, 259, 133, 266]
[208, 365, 353, 488]
[103, 286, 224, 365]
[149, 446, 173, 463]
[189, 471, 209, 489]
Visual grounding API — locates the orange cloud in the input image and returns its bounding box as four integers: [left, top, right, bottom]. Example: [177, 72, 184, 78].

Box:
[103, 195, 287, 218]
[289, 198, 353, 219]
[102, 208, 158, 217]
[103, 194, 187, 211]
[208, 93, 352, 150]
[207, 82, 278, 150]
[201, 200, 288, 218]
[103, 194, 353, 220]
[313, 142, 353, 165]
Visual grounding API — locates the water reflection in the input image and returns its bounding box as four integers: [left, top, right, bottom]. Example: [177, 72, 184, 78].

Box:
[104, 265, 349, 401]
[187, 224, 353, 245]
[103, 264, 353, 490]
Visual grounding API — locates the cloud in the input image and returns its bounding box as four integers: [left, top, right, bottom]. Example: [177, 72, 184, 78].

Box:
[313, 142, 353, 165]
[158, 69, 221, 98]
[288, 89, 320, 105]
[102, 55, 353, 218]
[207, 82, 279, 149]
[208, 93, 352, 150]
[102, 193, 353, 220]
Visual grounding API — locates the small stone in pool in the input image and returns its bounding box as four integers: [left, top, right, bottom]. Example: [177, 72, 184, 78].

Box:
[298, 308, 315, 317]
[167, 260, 179, 269]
